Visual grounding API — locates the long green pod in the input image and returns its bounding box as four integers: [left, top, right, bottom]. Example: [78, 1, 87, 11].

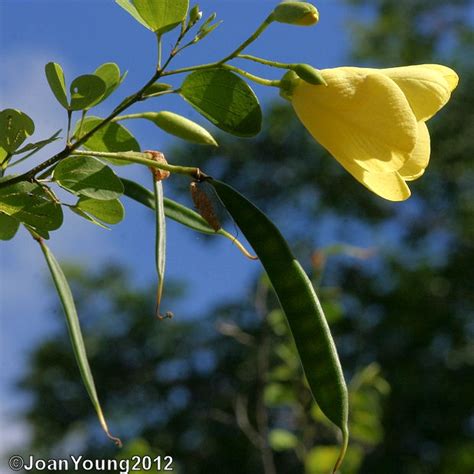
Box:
[210, 179, 348, 472]
[153, 179, 167, 318]
[121, 178, 256, 260]
[36, 237, 121, 447]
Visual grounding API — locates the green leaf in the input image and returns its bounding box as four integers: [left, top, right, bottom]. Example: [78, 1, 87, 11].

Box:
[132, 0, 189, 33]
[0, 212, 20, 240]
[0, 181, 63, 234]
[77, 116, 140, 165]
[70, 75, 107, 111]
[210, 179, 349, 470]
[76, 197, 124, 224]
[45, 62, 69, 109]
[53, 155, 124, 200]
[37, 239, 121, 447]
[180, 68, 262, 137]
[70, 206, 110, 230]
[115, 0, 152, 30]
[0, 109, 35, 153]
[13, 130, 61, 156]
[0, 147, 8, 172]
[268, 429, 299, 451]
[94, 63, 123, 103]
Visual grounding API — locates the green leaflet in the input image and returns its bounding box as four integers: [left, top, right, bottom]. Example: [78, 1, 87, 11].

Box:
[37, 238, 121, 446]
[115, 0, 152, 30]
[0, 181, 63, 236]
[180, 69, 262, 137]
[210, 179, 349, 472]
[69, 75, 107, 111]
[53, 155, 124, 200]
[12, 129, 61, 156]
[0, 212, 20, 240]
[0, 109, 35, 153]
[45, 62, 69, 109]
[76, 197, 124, 225]
[94, 63, 125, 103]
[76, 116, 140, 165]
[132, 0, 189, 33]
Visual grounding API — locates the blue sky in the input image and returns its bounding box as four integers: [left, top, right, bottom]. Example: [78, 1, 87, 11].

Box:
[0, 0, 352, 462]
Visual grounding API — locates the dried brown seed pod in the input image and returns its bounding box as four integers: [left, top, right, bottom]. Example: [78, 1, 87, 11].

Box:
[145, 150, 170, 181]
[190, 181, 221, 232]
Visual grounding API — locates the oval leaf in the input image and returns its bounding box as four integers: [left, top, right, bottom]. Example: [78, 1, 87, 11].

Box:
[180, 68, 262, 137]
[45, 62, 69, 109]
[70, 75, 107, 111]
[77, 116, 140, 165]
[70, 206, 110, 230]
[132, 0, 189, 33]
[76, 197, 124, 224]
[210, 179, 349, 470]
[0, 109, 35, 153]
[13, 129, 61, 156]
[94, 63, 122, 103]
[115, 0, 152, 30]
[0, 212, 20, 240]
[37, 239, 121, 447]
[53, 155, 124, 200]
[0, 181, 63, 234]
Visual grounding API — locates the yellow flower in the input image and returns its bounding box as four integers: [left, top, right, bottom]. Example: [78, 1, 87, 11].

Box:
[290, 65, 459, 201]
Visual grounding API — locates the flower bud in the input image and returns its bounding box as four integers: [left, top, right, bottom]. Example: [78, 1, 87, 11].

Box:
[272, 1, 319, 26]
[189, 5, 202, 25]
[144, 111, 218, 146]
[279, 70, 301, 101]
[291, 64, 326, 85]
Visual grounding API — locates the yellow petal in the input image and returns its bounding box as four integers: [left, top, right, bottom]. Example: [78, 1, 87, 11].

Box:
[380, 65, 456, 121]
[399, 122, 431, 181]
[340, 157, 411, 201]
[292, 67, 417, 174]
[423, 64, 459, 91]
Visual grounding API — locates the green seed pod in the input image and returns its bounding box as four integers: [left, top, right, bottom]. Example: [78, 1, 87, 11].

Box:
[292, 64, 327, 85]
[279, 70, 301, 101]
[146, 111, 218, 146]
[272, 1, 319, 26]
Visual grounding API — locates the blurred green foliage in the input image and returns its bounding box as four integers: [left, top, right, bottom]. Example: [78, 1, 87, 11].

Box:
[13, 262, 388, 474]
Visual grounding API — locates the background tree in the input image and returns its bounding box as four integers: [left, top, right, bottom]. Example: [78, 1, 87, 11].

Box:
[14, 263, 388, 474]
